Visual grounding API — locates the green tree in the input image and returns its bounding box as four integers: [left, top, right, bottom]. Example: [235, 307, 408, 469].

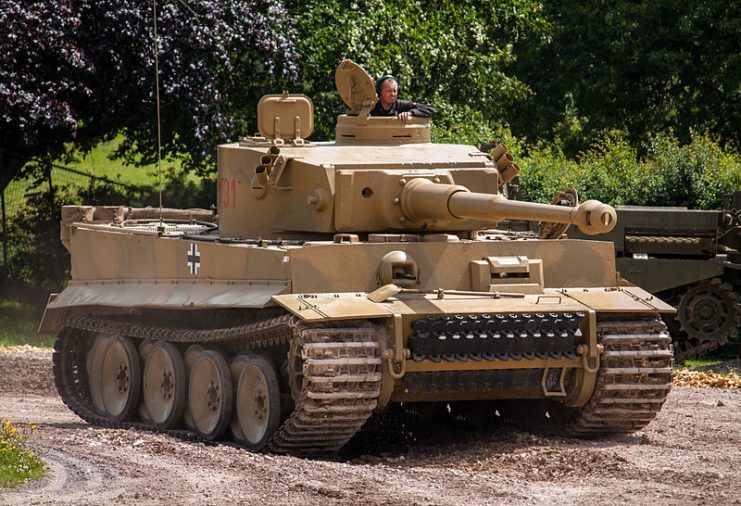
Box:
[518, 131, 741, 209]
[0, 0, 296, 192]
[288, 0, 549, 144]
[506, 0, 741, 152]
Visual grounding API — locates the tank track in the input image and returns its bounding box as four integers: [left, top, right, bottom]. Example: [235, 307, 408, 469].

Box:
[565, 314, 673, 434]
[673, 334, 733, 364]
[52, 313, 383, 456]
[268, 327, 382, 454]
[403, 313, 673, 434]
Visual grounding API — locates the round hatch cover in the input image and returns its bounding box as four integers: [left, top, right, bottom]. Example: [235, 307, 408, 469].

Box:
[335, 59, 377, 116]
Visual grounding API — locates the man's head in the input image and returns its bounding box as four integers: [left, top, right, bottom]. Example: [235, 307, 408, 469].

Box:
[376, 76, 399, 109]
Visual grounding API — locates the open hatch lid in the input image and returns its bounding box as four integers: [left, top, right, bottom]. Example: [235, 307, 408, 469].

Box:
[335, 59, 377, 117]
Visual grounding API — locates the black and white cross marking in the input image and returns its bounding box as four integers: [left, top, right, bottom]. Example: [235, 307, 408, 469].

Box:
[187, 243, 201, 275]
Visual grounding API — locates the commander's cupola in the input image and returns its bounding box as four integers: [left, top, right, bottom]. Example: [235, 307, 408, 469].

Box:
[334, 59, 431, 145]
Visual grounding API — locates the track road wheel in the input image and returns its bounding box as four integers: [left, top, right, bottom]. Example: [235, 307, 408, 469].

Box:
[99, 336, 142, 421]
[231, 355, 281, 451]
[189, 349, 232, 440]
[87, 335, 111, 415]
[142, 341, 187, 429]
[183, 345, 204, 430]
[138, 340, 155, 421]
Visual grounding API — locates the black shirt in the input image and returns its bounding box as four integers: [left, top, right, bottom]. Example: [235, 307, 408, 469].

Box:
[370, 99, 436, 118]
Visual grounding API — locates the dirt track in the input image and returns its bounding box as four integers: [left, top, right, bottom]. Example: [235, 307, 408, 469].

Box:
[2, 347, 740, 505]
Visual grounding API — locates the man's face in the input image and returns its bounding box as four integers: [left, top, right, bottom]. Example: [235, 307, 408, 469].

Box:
[379, 79, 398, 108]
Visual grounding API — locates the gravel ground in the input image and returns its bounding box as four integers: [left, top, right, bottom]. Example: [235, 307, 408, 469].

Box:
[1, 347, 740, 505]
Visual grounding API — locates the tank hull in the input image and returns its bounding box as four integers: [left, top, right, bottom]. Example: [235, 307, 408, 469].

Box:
[44, 218, 673, 455]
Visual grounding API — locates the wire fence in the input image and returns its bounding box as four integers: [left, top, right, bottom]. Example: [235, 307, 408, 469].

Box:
[0, 162, 149, 277]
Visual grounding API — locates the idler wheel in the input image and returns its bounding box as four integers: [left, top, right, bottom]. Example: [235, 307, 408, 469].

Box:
[142, 341, 187, 429]
[99, 336, 142, 421]
[188, 349, 233, 440]
[230, 354, 281, 451]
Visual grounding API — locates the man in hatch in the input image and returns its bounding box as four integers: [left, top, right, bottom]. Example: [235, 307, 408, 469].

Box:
[370, 75, 436, 123]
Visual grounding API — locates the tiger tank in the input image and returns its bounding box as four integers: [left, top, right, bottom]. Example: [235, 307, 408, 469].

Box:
[40, 60, 675, 456]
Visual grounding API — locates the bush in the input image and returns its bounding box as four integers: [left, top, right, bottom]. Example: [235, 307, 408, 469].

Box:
[5, 186, 81, 292]
[516, 141, 580, 203]
[518, 131, 741, 207]
[4, 170, 215, 291]
[644, 132, 741, 209]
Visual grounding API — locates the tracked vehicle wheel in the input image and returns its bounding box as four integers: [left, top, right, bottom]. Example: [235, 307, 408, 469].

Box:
[189, 349, 232, 440]
[87, 335, 111, 415]
[183, 344, 204, 430]
[54, 314, 383, 455]
[142, 341, 187, 429]
[99, 336, 141, 421]
[231, 355, 281, 451]
[677, 279, 739, 341]
[137, 340, 155, 421]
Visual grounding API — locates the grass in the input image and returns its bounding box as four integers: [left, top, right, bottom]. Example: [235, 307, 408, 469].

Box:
[0, 300, 55, 349]
[4, 136, 198, 219]
[682, 341, 741, 369]
[0, 420, 45, 488]
[63, 137, 173, 187]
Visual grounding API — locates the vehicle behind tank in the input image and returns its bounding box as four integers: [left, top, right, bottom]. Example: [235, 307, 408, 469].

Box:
[565, 194, 741, 362]
[41, 60, 675, 456]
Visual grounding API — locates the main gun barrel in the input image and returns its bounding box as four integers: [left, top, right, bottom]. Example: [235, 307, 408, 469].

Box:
[400, 178, 616, 235]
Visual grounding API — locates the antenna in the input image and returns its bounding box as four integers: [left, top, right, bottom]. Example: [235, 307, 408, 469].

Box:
[152, 0, 164, 222]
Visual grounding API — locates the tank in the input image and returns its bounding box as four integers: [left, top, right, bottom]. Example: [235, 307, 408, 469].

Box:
[40, 60, 675, 456]
[566, 194, 741, 362]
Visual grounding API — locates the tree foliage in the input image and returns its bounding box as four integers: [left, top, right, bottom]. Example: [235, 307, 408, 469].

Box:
[506, 0, 741, 153]
[6, 168, 215, 290]
[519, 131, 741, 209]
[0, 0, 296, 189]
[288, 0, 548, 143]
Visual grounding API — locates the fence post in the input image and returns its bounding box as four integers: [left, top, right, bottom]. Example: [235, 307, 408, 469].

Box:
[1, 184, 6, 280]
[0, 156, 7, 281]
[46, 159, 55, 205]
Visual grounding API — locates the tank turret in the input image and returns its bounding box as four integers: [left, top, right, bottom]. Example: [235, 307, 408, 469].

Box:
[218, 60, 615, 239]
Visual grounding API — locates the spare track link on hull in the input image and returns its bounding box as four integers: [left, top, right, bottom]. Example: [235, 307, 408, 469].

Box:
[52, 314, 383, 456]
[566, 314, 673, 434]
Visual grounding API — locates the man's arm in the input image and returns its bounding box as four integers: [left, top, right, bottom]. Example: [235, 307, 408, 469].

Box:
[397, 100, 436, 118]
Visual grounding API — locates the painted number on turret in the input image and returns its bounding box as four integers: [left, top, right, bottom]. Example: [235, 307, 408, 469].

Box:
[220, 177, 238, 208]
[187, 243, 201, 275]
